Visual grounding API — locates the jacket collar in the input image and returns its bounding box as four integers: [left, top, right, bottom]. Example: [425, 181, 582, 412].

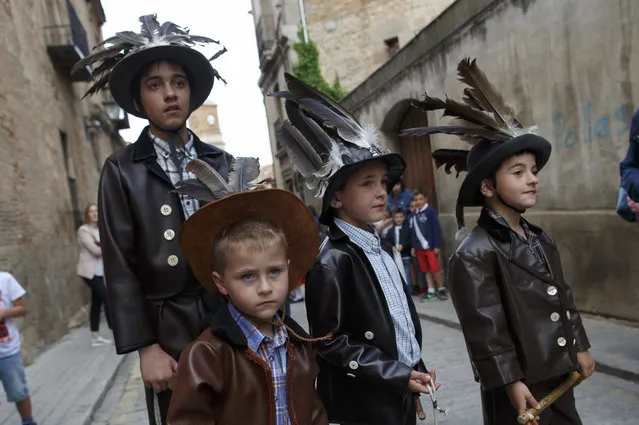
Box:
[476, 207, 548, 243]
[132, 126, 227, 163]
[326, 221, 350, 242]
[208, 300, 312, 348]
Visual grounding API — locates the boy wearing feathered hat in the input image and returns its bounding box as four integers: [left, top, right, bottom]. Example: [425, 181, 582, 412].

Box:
[274, 74, 439, 425]
[74, 15, 232, 424]
[401, 58, 595, 424]
[164, 157, 328, 425]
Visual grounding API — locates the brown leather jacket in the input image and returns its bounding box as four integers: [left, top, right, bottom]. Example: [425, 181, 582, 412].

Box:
[167, 305, 328, 425]
[449, 209, 590, 390]
[98, 128, 233, 357]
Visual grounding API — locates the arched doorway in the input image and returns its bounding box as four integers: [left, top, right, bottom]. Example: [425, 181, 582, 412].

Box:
[398, 106, 438, 211]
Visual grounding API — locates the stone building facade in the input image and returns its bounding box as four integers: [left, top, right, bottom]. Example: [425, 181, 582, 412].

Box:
[341, 0, 639, 321]
[250, 0, 453, 208]
[188, 103, 225, 151]
[0, 0, 127, 360]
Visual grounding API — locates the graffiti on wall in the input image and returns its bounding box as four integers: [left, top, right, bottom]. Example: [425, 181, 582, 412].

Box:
[552, 101, 633, 152]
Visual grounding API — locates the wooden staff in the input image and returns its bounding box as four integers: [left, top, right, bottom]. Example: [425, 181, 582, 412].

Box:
[415, 394, 426, 420]
[517, 371, 584, 424]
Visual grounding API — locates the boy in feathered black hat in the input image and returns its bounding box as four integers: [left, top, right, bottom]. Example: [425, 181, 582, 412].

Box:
[274, 74, 440, 425]
[402, 58, 595, 425]
[75, 15, 232, 424]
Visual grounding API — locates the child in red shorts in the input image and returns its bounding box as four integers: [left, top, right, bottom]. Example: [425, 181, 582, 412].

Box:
[409, 190, 446, 300]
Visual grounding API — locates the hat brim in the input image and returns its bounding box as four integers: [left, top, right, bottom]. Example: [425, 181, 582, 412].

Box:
[179, 189, 320, 294]
[109, 45, 215, 119]
[319, 153, 406, 225]
[458, 134, 552, 206]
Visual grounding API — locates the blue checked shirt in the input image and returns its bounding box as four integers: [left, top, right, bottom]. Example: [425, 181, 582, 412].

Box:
[334, 219, 421, 367]
[228, 303, 291, 425]
[149, 131, 198, 219]
[486, 208, 548, 268]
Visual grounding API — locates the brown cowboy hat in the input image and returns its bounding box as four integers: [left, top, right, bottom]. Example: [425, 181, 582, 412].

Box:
[179, 188, 320, 293]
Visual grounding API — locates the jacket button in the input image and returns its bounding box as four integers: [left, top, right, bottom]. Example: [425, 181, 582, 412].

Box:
[164, 229, 175, 240]
[364, 331, 374, 340]
[167, 255, 179, 267]
[547, 286, 558, 296]
[161, 205, 172, 216]
[566, 311, 571, 319]
[348, 360, 359, 370]
[557, 337, 567, 347]
[573, 338, 577, 346]
[550, 312, 560, 322]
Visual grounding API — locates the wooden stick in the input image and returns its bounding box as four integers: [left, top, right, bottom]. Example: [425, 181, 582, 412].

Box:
[517, 372, 584, 424]
[415, 394, 426, 420]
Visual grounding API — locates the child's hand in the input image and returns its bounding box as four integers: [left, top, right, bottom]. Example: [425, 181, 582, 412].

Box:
[411, 248, 416, 257]
[408, 371, 431, 393]
[506, 381, 540, 414]
[397, 244, 403, 251]
[392, 246, 397, 252]
[577, 351, 596, 377]
[433, 248, 441, 255]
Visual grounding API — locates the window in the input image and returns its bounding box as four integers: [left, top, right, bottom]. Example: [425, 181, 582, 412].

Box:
[384, 36, 400, 58]
[60, 131, 82, 228]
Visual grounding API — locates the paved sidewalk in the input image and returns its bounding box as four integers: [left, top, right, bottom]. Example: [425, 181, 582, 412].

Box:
[413, 296, 639, 382]
[0, 324, 123, 425]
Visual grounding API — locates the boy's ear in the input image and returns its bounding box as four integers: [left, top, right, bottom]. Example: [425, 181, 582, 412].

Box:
[329, 191, 343, 209]
[480, 179, 496, 199]
[212, 272, 229, 296]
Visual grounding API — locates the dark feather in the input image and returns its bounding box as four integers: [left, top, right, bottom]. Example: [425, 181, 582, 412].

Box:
[413, 94, 507, 134]
[277, 121, 324, 177]
[227, 157, 260, 192]
[185, 159, 231, 196]
[399, 126, 511, 143]
[462, 88, 484, 110]
[294, 98, 361, 145]
[173, 179, 217, 202]
[72, 47, 126, 73]
[412, 94, 447, 111]
[159, 21, 182, 36]
[139, 14, 161, 42]
[457, 58, 521, 133]
[284, 100, 334, 156]
[432, 149, 469, 176]
[208, 46, 228, 62]
[190, 35, 219, 45]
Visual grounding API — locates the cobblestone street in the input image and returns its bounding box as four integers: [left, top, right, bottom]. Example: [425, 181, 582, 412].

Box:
[91, 299, 639, 425]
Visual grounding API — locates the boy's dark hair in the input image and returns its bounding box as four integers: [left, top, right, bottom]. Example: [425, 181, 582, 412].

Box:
[212, 219, 287, 274]
[393, 178, 405, 191]
[413, 188, 428, 197]
[131, 59, 192, 110]
[391, 208, 405, 216]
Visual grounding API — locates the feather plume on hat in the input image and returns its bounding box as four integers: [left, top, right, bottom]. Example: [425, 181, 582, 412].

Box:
[399, 58, 540, 240]
[72, 14, 227, 98]
[270, 73, 391, 198]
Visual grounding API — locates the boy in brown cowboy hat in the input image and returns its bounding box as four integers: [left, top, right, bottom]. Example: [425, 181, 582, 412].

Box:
[401, 58, 595, 425]
[74, 14, 232, 424]
[166, 158, 328, 425]
[273, 74, 438, 425]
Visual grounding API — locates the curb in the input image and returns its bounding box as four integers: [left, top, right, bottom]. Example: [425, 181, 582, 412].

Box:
[82, 352, 130, 425]
[416, 312, 639, 384]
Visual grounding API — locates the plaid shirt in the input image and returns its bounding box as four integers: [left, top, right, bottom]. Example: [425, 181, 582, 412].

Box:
[334, 218, 421, 367]
[228, 303, 290, 425]
[149, 131, 198, 219]
[486, 208, 548, 267]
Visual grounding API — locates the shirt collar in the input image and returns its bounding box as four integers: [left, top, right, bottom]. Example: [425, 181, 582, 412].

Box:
[334, 218, 382, 254]
[485, 207, 533, 236]
[416, 203, 429, 214]
[227, 303, 287, 353]
[149, 130, 195, 159]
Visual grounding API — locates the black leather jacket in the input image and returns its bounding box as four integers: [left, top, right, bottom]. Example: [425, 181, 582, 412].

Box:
[98, 127, 233, 357]
[449, 209, 590, 390]
[305, 223, 426, 425]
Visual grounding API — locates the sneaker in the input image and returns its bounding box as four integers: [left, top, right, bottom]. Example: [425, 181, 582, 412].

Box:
[436, 288, 448, 301]
[91, 336, 112, 347]
[421, 292, 437, 301]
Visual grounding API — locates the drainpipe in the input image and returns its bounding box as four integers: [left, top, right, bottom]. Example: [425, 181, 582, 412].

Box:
[298, 0, 309, 43]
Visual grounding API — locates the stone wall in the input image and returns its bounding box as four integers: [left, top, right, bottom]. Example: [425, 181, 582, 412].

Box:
[0, 0, 119, 360]
[304, 0, 455, 91]
[341, 0, 639, 321]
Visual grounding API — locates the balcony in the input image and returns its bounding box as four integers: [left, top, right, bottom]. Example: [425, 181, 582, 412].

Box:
[255, 15, 277, 68]
[45, 0, 90, 82]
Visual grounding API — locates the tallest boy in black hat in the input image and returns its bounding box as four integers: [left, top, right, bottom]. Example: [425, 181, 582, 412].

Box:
[74, 15, 233, 424]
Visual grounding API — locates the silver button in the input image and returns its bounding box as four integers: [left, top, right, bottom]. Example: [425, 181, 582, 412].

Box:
[161, 205, 172, 216]
[269, 356, 274, 363]
[557, 337, 566, 347]
[364, 331, 374, 340]
[547, 286, 558, 296]
[550, 312, 560, 322]
[346, 373, 356, 378]
[164, 229, 175, 241]
[573, 338, 577, 346]
[348, 360, 359, 370]
[566, 311, 571, 319]
[167, 255, 179, 267]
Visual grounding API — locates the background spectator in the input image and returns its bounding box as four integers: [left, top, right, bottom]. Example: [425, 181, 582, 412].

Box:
[387, 179, 414, 214]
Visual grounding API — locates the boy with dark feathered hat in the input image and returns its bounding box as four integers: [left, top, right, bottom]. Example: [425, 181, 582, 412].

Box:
[401, 58, 595, 425]
[75, 15, 232, 424]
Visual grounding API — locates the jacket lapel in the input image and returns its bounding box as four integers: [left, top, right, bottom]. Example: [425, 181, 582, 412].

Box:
[132, 127, 174, 188]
